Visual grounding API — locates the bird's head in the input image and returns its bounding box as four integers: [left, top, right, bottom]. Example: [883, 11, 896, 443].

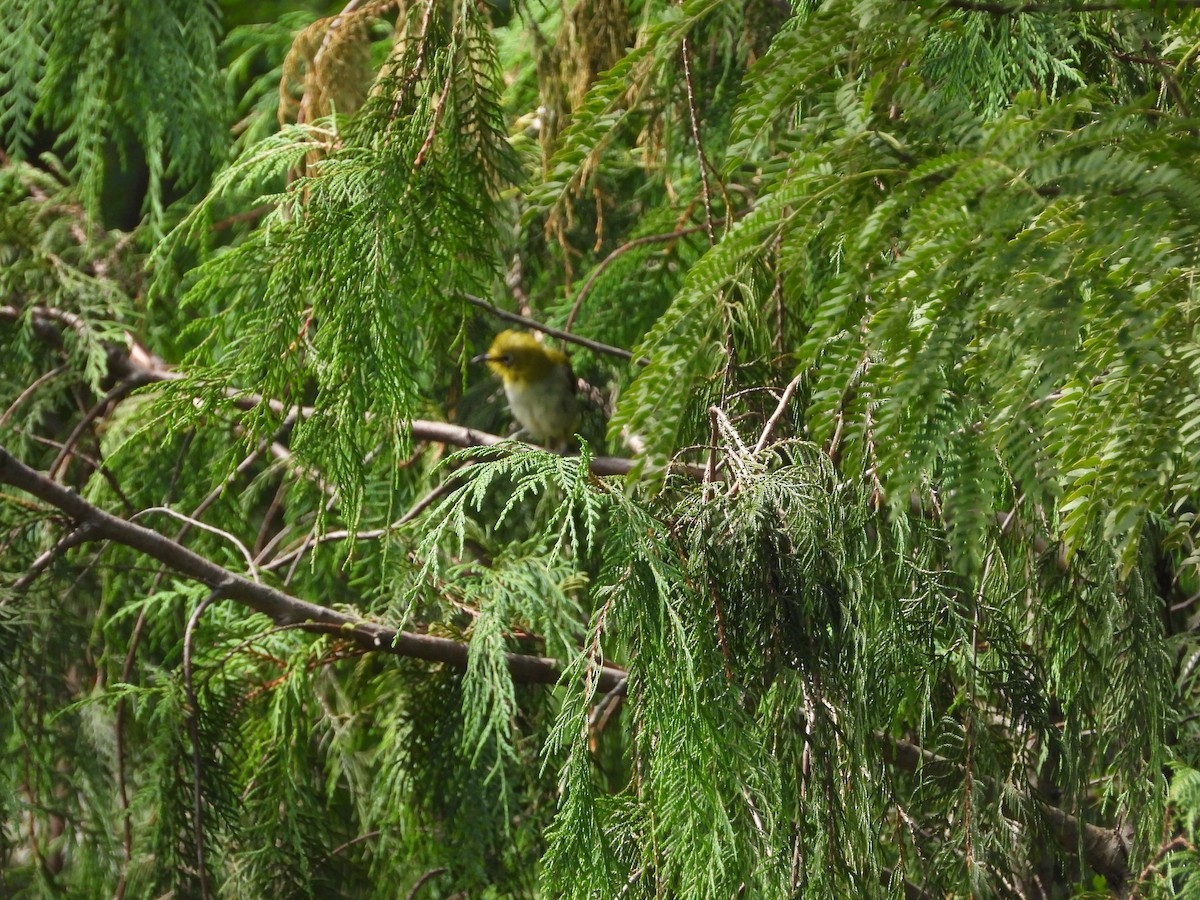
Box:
[473, 330, 570, 386]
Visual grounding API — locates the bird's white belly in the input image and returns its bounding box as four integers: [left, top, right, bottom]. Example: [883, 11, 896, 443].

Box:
[505, 371, 577, 442]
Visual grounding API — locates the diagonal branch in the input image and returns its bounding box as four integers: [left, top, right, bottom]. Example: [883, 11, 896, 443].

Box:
[681, 36, 716, 245]
[0, 444, 627, 693]
[461, 292, 648, 364]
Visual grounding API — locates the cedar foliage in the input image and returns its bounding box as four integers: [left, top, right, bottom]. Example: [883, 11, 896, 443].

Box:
[4, 0, 1200, 896]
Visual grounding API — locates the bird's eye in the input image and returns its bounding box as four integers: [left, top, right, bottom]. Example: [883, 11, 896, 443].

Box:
[500, 354, 513, 365]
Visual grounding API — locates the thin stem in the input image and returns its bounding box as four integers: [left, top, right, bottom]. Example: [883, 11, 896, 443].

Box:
[681, 37, 715, 245]
[412, 70, 453, 168]
[752, 373, 804, 457]
[462, 292, 646, 364]
[264, 473, 463, 572]
[0, 364, 67, 429]
[182, 585, 227, 900]
[563, 217, 735, 333]
[132, 507, 261, 584]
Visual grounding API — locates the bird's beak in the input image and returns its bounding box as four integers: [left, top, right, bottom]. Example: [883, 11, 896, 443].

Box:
[471, 352, 494, 364]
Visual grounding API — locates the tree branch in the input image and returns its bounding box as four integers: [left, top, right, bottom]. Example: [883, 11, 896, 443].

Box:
[461, 292, 648, 364]
[0, 444, 627, 693]
[880, 734, 1130, 887]
[681, 37, 716, 246]
[2, 304, 700, 478]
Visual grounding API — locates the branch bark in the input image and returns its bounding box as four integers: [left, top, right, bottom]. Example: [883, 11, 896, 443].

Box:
[0, 302, 652, 476]
[0, 445, 627, 693]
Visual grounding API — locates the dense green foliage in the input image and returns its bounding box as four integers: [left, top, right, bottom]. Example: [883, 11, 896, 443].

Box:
[5, 0, 1200, 896]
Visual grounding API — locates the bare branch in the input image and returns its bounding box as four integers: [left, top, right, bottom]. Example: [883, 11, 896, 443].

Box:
[461, 292, 647, 364]
[0, 444, 628, 693]
[263, 473, 464, 571]
[11, 522, 97, 591]
[132, 507, 262, 584]
[406, 867, 449, 900]
[0, 363, 68, 429]
[751, 373, 805, 457]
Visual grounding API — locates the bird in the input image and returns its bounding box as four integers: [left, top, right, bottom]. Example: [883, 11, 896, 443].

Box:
[473, 330, 578, 450]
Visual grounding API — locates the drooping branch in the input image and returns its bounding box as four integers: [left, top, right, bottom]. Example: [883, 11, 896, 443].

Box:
[0, 444, 627, 693]
[1, 303, 653, 476]
[681, 37, 716, 246]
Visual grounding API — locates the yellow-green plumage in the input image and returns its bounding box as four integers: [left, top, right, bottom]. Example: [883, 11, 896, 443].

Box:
[476, 330, 578, 447]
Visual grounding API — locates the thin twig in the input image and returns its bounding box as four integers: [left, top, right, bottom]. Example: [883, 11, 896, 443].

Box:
[461, 292, 646, 364]
[710, 406, 753, 487]
[0, 303, 93, 340]
[704, 407, 720, 495]
[190, 440, 270, 523]
[563, 218, 733, 333]
[131, 507, 261, 584]
[328, 829, 383, 858]
[11, 522, 96, 591]
[202, 621, 344, 689]
[751, 373, 804, 457]
[393, 0, 438, 119]
[0, 364, 67, 429]
[254, 520, 300, 566]
[406, 867, 449, 899]
[252, 477, 290, 557]
[28, 434, 135, 510]
[49, 374, 157, 480]
[264, 474, 463, 572]
[581, 593, 619, 737]
[412, 70, 453, 168]
[1135, 835, 1193, 884]
[588, 676, 629, 731]
[681, 37, 715, 245]
[182, 585, 227, 900]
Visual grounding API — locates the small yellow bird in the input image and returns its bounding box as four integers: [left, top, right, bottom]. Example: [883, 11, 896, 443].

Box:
[473, 330, 578, 449]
